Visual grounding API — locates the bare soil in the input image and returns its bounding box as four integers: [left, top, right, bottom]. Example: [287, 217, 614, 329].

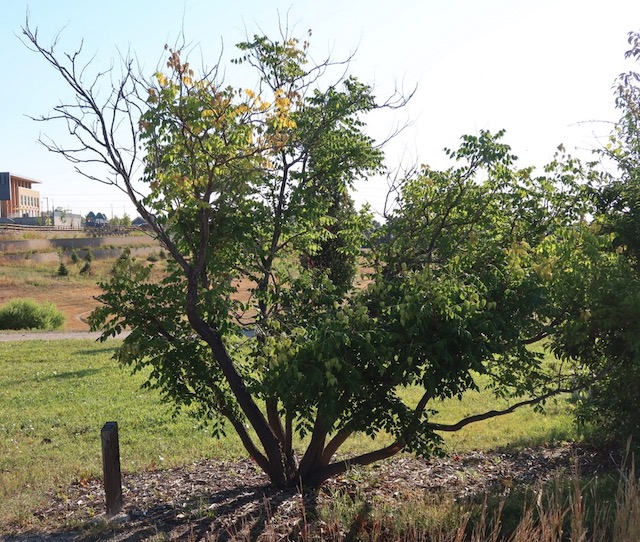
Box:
[3, 444, 618, 541]
[0, 267, 257, 334]
[0, 270, 100, 332]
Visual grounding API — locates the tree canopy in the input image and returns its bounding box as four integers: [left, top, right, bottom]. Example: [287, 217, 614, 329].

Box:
[23, 22, 635, 488]
[571, 31, 640, 443]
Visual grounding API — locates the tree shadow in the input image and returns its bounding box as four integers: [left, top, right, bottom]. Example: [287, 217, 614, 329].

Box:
[104, 483, 322, 542]
[6, 367, 102, 387]
[76, 346, 119, 356]
[48, 368, 103, 380]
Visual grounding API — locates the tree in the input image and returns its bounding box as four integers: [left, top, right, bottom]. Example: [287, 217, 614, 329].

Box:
[24, 23, 616, 488]
[572, 31, 640, 444]
[109, 213, 132, 227]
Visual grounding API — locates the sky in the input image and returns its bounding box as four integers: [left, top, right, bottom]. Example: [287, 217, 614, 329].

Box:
[1, 0, 639, 220]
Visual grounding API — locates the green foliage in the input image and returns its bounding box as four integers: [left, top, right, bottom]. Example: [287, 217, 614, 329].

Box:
[84, 250, 94, 263]
[30, 23, 627, 489]
[0, 299, 65, 330]
[0, 338, 577, 532]
[79, 262, 92, 275]
[56, 262, 69, 277]
[109, 213, 132, 227]
[573, 31, 640, 445]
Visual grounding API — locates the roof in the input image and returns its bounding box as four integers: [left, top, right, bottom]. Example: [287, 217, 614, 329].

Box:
[1, 172, 42, 184]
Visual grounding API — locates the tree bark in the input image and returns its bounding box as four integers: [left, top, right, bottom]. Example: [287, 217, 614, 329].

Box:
[303, 441, 404, 488]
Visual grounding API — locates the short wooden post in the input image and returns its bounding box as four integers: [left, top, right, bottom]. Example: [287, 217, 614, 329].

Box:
[101, 421, 123, 516]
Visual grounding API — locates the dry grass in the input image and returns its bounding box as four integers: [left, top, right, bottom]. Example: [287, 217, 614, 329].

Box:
[0, 251, 258, 332]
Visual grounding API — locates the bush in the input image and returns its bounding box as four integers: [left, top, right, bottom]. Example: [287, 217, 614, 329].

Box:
[70, 251, 79, 264]
[576, 364, 640, 448]
[57, 262, 69, 276]
[79, 262, 92, 275]
[0, 299, 65, 330]
[84, 250, 94, 262]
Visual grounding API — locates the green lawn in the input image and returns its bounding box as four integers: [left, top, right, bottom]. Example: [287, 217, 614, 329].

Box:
[0, 338, 578, 529]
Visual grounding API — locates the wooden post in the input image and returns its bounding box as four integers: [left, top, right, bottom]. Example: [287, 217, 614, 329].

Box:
[101, 421, 123, 516]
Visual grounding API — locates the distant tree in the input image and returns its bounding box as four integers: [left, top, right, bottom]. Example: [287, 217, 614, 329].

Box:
[24, 22, 622, 489]
[57, 261, 69, 277]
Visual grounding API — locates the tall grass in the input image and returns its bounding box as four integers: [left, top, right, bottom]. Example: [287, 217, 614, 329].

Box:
[204, 464, 639, 541]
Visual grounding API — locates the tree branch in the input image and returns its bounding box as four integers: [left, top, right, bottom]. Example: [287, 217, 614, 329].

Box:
[427, 387, 575, 433]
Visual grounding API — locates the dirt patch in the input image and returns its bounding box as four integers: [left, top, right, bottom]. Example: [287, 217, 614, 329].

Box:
[0, 262, 256, 333]
[4, 444, 618, 541]
[0, 280, 102, 332]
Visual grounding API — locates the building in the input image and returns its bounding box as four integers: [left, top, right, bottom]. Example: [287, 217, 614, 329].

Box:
[0, 172, 42, 218]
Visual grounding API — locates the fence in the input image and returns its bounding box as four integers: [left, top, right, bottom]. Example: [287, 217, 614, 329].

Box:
[0, 223, 146, 235]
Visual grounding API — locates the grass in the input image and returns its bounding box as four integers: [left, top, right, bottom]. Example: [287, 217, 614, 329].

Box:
[0, 339, 249, 528]
[311, 468, 639, 541]
[0, 257, 109, 285]
[0, 256, 171, 331]
[0, 338, 580, 533]
[0, 252, 601, 538]
[429, 380, 575, 453]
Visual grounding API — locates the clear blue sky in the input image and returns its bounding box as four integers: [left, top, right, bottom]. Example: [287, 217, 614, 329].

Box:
[1, 0, 639, 219]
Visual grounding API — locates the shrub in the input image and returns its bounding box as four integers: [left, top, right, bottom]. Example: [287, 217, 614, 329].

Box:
[70, 251, 79, 264]
[57, 262, 69, 276]
[0, 299, 65, 330]
[576, 365, 640, 447]
[79, 262, 92, 275]
[84, 250, 94, 262]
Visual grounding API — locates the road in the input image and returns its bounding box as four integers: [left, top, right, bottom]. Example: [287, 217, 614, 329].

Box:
[0, 331, 130, 341]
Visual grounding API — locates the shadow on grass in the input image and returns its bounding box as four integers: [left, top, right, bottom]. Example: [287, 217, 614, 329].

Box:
[6, 367, 104, 387]
[494, 426, 576, 452]
[75, 346, 119, 356]
[47, 368, 103, 381]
